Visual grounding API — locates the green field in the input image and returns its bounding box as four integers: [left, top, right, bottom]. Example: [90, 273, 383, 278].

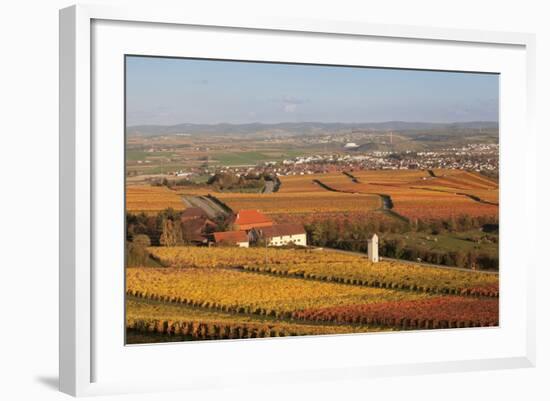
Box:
[126, 150, 175, 161]
[126, 150, 150, 161]
[212, 149, 306, 166]
[384, 230, 498, 258]
[211, 151, 273, 166]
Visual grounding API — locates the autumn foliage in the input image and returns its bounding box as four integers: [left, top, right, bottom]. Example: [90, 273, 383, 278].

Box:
[148, 246, 499, 296]
[293, 297, 499, 329]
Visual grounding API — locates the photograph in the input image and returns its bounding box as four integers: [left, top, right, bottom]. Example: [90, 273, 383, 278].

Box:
[124, 56, 500, 344]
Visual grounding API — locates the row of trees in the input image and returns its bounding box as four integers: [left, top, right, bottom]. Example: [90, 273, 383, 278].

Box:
[306, 219, 395, 251]
[409, 214, 498, 234]
[151, 177, 204, 189]
[381, 239, 498, 270]
[305, 214, 498, 245]
[304, 215, 499, 270]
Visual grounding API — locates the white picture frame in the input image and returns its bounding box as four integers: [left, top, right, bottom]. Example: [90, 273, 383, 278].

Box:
[59, 4, 536, 397]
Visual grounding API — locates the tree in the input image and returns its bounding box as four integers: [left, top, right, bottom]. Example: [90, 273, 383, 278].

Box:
[393, 238, 406, 259]
[454, 250, 467, 268]
[214, 214, 231, 232]
[307, 221, 325, 246]
[467, 250, 479, 270]
[133, 234, 151, 248]
[126, 237, 150, 267]
[160, 218, 182, 247]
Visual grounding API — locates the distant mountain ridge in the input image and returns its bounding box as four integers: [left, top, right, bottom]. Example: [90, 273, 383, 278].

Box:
[127, 121, 498, 136]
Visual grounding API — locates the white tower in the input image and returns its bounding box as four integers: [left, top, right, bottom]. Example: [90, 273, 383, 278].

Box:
[367, 234, 379, 263]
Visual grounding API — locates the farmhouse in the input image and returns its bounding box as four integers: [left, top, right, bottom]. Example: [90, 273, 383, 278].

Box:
[213, 230, 249, 248]
[180, 207, 217, 245]
[252, 223, 307, 247]
[233, 209, 273, 231]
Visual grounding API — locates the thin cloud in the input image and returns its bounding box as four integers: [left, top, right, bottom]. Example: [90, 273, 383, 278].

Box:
[283, 103, 298, 113]
[279, 95, 308, 113]
[282, 95, 307, 105]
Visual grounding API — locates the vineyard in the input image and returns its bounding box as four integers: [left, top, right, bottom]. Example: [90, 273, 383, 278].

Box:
[127, 298, 389, 342]
[293, 297, 499, 328]
[127, 246, 499, 343]
[312, 170, 499, 221]
[148, 247, 499, 296]
[126, 267, 428, 314]
[150, 245, 368, 267]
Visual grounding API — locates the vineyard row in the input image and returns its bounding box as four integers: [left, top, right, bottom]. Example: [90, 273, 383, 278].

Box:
[126, 291, 497, 330]
[127, 319, 302, 340]
[236, 265, 499, 298]
[127, 291, 295, 319]
[294, 297, 499, 329]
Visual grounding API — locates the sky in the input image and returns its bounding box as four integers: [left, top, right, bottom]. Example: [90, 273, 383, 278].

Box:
[125, 56, 499, 126]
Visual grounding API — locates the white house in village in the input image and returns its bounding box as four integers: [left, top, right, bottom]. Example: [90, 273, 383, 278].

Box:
[367, 233, 379, 262]
[252, 223, 307, 247]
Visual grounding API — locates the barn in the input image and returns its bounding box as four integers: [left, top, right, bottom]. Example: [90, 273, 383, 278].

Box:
[180, 207, 217, 245]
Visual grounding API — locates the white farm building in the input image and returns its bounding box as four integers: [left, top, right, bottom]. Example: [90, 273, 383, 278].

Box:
[252, 224, 307, 247]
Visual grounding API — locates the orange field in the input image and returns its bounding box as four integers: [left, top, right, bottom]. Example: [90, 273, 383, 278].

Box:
[126, 185, 186, 213]
[389, 191, 498, 221]
[127, 169, 498, 222]
[406, 171, 499, 205]
[215, 191, 381, 215]
[350, 169, 430, 185]
[277, 174, 337, 193]
[269, 210, 395, 226]
[313, 170, 499, 221]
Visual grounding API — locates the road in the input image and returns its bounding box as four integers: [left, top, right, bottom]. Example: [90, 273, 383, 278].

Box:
[315, 247, 499, 275]
[182, 195, 232, 219]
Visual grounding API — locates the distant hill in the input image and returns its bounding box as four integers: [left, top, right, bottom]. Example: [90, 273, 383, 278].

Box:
[126, 121, 498, 137]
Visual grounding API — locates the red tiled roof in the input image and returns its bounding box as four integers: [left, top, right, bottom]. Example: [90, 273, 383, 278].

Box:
[257, 223, 305, 238]
[213, 230, 249, 244]
[234, 210, 273, 227]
